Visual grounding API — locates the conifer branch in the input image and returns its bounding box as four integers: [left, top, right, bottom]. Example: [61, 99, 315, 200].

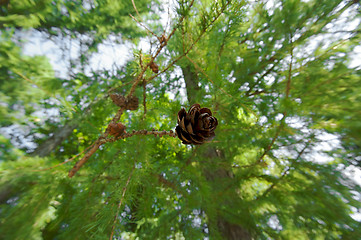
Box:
[69, 0, 222, 178]
[146, 0, 226, 84]
[186, 55, 232, 99]
[68, 130, 176, 177]
[143, 79, 147, 118]
[32, 145, 92, 172]
[129, 13, 159, 40]
[155, 174, 185, 195]
[68, 139, 106, 177]
[243, 45, 294, 169]
[109, 164, 136, 240]
[69, 11, 185, 178]
[185, 55, 257, 117]
[130, 0, 194, 93]
[13, 70, 76, 113]
[113, 130, 177, 140]
[246, 63, 277, 96]
[256, 141, 310, 200]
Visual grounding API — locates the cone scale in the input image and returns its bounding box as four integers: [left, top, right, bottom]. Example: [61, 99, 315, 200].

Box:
[175, 104, 218, 145]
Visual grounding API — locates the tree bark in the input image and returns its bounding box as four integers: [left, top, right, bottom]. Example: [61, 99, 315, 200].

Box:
[0, 184, 13, 205]
[182, 65, 200, 104]
[181, 65, 252, 240]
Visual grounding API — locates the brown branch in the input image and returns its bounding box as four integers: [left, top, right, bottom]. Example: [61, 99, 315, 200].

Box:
[68, 129, 176, 177]
[68, 139, 106, 177]
[132, 0, 195, 88]
[109, 164, 135, 240]
[131, 0, 141, 19]
[146, 0, 226, 84]
[116, 129, 177, 139]
[127, 3, 185, 97]
[68, 104, 123, 178]
[32, 145, 91, 172]
[99, 129, 177, 145]
[129, 13, 159, 40]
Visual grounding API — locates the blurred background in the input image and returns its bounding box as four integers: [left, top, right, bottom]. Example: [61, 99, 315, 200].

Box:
[1, 0, 361, 239]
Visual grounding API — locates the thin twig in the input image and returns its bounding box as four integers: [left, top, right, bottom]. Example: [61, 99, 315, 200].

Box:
[246, 64, 277, 96]
[13, 70, 76, 113]
[185, 55, 257, 117]
[242, 43, 294, 168]
[154, 173, 185, 195]
[115, 129, 177, 140]
[129, 13, 159, 40]
[68, 139, 106, 177]
[243, 125, 283, 169]
[68, 129, 176, 177]
[131, 0, 141, 19]
[257, 141, 310, 200]
[130, 0, 161, 41]
[33, 145, 93, 172]
[109, 164, 136, 240]
[143, 79, 147, 118]
[186, 55, 232, 98]
[127, 0, 195, 94]
[146, 1, 225, 84]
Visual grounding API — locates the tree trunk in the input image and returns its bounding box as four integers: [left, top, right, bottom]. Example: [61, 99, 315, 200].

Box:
[181, 65, 252, 240]
[182, 65, 200, 104]
[0, 123, 76, 205]
[31, 122, 76, 157]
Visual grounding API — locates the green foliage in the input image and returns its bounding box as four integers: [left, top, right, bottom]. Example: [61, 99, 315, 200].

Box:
[1, 0, 361, 239]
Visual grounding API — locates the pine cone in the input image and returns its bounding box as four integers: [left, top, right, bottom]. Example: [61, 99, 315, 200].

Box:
[108, 122, 126, 137]
[159, 34, 167, 45]
[110, 93, 126, 108]
[126, 96, 139, 110]
[175, 103, 218, 145]
[149, 62, 159, 73]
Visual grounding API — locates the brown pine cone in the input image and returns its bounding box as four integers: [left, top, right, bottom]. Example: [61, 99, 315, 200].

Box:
[149, 62, 159, 73]
[110, 93, 126, 108]
[126, 96, 139, 110]
[159, 34, 167, 45]
[175, 103, 218, 145]
[108, 122, 126, 137]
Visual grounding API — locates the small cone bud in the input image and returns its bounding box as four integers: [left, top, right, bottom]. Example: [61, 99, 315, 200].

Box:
[108, 122, 126, 137]
[126, 96, 139, 110]
[149, 62, 159, 73]
[110, 93, 126, 107]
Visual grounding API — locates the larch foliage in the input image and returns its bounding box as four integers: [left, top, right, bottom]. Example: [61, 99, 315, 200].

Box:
[1, 0, 361, 239]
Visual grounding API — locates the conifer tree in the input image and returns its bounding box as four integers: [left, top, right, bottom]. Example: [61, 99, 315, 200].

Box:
[1, 0, 361, 239]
